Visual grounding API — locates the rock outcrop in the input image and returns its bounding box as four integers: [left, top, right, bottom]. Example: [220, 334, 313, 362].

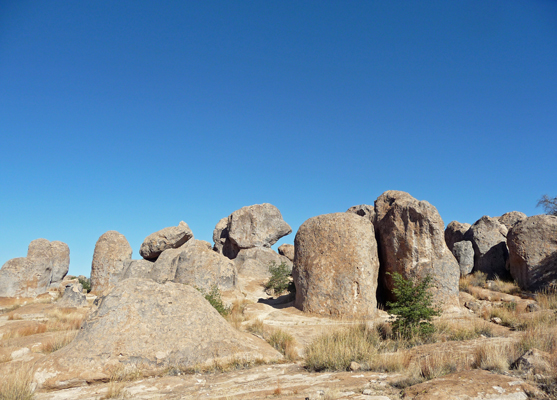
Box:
[464, 216, 509, 279]
[374, 191, 460, 306]
[507, 214, 557, 291]
[139, 221, 193, 260]
[444, 221, 471, 252]
[33, 279, 281, 389]
[497, 211, 527, 230]
[0, 239, 69, 297]
[346, 204, 375, 224]
[213, 204, 292, 259]
[452, 241, 474, 277]
[277, 244, 295, 261]
[121, 259, 155, 280]
[90, 231, 132, 293]
[58, 281, 87, 307]
[293, 213, 379, 317]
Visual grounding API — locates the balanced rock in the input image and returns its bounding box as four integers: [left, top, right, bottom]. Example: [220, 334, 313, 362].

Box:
[33, 279, 282, 389]
[444, 221, 471, 252]
[58, 281, 87, 307]
[374, 191, 460, 306]
[507, 214, 557, 291]
[452, 241, 474, 277]
[346, 204, 375, 224]
[139, 221, 193, 260]
[0, 239, 69, 297]
[277, 244, 295, 261]
[90, 231, 132, 293]
[214, 204, 292, 259]
[464, 216, 509, 279]
[497, 211, 527, 230]
[293, 213, 379, 316]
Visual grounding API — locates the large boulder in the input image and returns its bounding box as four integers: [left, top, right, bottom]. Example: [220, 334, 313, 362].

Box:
[139, 221, 193, 260]
[277, 244, 295, 262]
[293, 213, 379, 317]
[58, 281, 87, 307]
[464, 216, 509, 279]
[346, 204, 375, 224]
[121, 259, 155, 280]
[496, 211, 527, 230]
[0, 239, 69, 297]
[90, 231, 132, 293]
[507, 214, 557, 291]
[444, 221, 471, 252]
[374, 191, 460, 307]
[33, 279, 282, 389]
[213, 204, 292, 259]
[452, 241, 474, 277]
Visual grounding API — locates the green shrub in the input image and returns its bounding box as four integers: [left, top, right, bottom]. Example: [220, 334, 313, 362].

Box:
[386, 273, 441, 339]
[198, 286, 230, 316]
[265, 262, 295, 295]
[78, 277, 91, 293]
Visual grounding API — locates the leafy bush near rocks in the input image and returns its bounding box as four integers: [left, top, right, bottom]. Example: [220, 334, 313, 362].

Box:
[387, 273, 441, 339]
[265, 261, 295, 295]
[78, 277, 91, 293]
[197, 286, 230, 316]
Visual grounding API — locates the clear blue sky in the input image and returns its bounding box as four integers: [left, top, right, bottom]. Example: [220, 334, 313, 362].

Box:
[1, 1, 556, 277]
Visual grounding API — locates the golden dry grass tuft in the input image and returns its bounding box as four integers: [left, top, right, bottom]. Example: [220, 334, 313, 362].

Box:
[0, 364, 35, 400]
[225, 299, 251, 330]
[474, 341, 518, 372]
[100, 381, 129, 399]
[459, 271, 488, 293]
[46, 308, 87, 331]
[537, 287, 557, 310]
[39, 331, 78, 354]
[247, 319, 298, 361]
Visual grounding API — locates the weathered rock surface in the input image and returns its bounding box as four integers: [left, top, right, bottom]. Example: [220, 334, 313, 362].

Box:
[278, 244, 295, 262]
[452, 240, 474, 277]
[497, 211, 527, 230]
[512, 348, 552, 374]
[58, 282, 87, 307]
[0, 239, 69, 298]
[346, 204, 376, 224]
[214, 204, 292, 259]
[33, 279, 281, 389]
[139, 221, 193, 260]
[507, 214, 557, 291]
[464, 216, 509, 279]
[121, 259, 155, 280]
[402, 369, 541, 399]
[444, 221, 471, 252]
[293, 213, 379, 317]
[90, 231, 132, 293]
[374, 191, 460, 306]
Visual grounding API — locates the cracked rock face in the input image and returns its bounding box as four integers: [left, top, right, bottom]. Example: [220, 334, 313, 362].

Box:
[0, 238, 69, 297]
[293, 212, 379, 317]
[374, 190, 460, 307]
[33, 278, 282, 390]
[139, 221, 193, 260]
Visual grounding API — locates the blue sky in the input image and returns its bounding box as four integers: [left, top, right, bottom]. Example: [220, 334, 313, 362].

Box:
[1, 1, 556, 277]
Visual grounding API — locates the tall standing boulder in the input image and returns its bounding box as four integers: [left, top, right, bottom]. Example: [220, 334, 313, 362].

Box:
[507, 215, 557, 291]
[464, 216, 509, 279]
[139, 221, 193, 260]
[444, 221, 471, 252]
[293, 213, 379, 317]
[374, 191, 460, 307]
[90, 231, 132, 293]
[0, 239, 69, 297]
[213, 203, 292, 259]
[33, 279, 282, 389]
[497, 211, 527, 230]
[452, 241, 475, 277]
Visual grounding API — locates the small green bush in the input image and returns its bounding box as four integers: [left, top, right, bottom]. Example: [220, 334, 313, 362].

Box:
[78, 277, 91, 293]
[265, 262, 295, 295]
[198, 286, 230, 316]
[386, 272, 441, 339]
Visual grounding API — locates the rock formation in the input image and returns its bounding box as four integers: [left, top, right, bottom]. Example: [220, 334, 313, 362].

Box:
[121, 259, 155, 280]
[507, 214, 557, 291]
[0, 239, 69, 297]
[464, 216, 509, 279]
[374, 191, 460, 306]
[33, 279, 281, 389]
[277, 243, 295, 261]
[444, 221, 471, 252]
[58, 281, 87, 307]
[452, 241, 474, 277]
[213, 203, 292, 259]
[293, 212, 379, 317]
[496, 211, 527, 230]
[139, 221, 193, 260]
[90, 231, 132, 293]
[346, 204, 375, 224]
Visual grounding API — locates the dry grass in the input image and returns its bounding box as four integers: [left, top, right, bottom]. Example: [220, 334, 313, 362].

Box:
[1, 323, 48, 342]
[460, 271, 488, 293]
[487, 276, 522, 295]
[39, 331, 78, 354]
[474, 341, 518, 372]
[434, 319, 493, 341]
[0, 363, 35, 400]
[225, 299, 250, 330]
[537, 287, 557, 310]
[247, 320, 298, 361]
[100, 381, 129, 399]
[45, 308, 87, 331]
